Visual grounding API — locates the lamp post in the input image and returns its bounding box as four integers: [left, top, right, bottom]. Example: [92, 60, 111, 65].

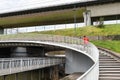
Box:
[73, 5, 77, 36]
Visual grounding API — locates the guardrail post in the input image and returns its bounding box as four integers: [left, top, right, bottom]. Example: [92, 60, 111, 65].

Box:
[1, 59, 3, 70]
[21, 59, 23, 71]
[9, 60, 11, 73]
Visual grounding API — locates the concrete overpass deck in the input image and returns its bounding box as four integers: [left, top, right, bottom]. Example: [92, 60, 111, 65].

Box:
[0, 0, 119, 29]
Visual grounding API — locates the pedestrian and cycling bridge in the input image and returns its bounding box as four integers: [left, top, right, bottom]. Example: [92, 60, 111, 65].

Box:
[0, 0, 120, 79]
[0, 34, 99, 80]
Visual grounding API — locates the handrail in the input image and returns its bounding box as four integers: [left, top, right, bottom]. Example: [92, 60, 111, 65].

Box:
[0, 57, 65, 76]
[0, 34, 99, 80]
[0, 34, 97, 60]
[77, 44, 99, 80]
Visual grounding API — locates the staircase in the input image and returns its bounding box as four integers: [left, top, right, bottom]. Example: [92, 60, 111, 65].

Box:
[99, 50, 120, 80]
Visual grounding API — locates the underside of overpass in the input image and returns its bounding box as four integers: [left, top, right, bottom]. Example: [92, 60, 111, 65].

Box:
[0, 0, 119, 29]
[0, 8, 85, 28]
[0, 42, 64, 58]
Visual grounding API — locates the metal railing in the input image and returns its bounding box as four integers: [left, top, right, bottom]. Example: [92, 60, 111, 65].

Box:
[0, 57, 65, 76]
[0, 34, 99, 80]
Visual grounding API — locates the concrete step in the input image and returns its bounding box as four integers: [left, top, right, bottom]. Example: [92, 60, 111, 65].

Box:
[100, 65, 120, 66]
[99, 63, 120, 66]
[99, 62, 120, 66]
[99, 74, 120, 77]
[99, 66, 120, 68]
[100, 71, 120, 74]
[99, 58, 115, 60]
[99, 54, 108, 56]
[99, 59, 117, 61]
[100, 68, 120, 71]
[100, 61, 119, 63]
[99, 77, 120, 80]
[99, 62, 120, 65]
[99, 55, 111, 57]
[99, 57, 114, 59]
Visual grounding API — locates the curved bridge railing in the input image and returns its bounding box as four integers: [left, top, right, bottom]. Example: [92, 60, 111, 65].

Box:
[0, 34, 99, 80]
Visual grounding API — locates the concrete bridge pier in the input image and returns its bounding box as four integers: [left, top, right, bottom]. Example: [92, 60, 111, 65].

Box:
[51, 66, 59, 80]
[11, 47, 27, 57]
[0, 28, 4, 34]
[11, 46, 45, 57]
[83, 10, 92, 26]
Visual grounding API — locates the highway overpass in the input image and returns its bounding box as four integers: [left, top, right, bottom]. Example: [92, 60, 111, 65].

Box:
[0, 0, 119, 34]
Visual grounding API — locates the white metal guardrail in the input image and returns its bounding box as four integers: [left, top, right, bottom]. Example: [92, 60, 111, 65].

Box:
[0, 57, 65, 76]
[0, 34, 99, 80]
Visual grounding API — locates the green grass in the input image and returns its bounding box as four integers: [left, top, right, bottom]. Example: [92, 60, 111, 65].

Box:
[38, 24, 120, 36]
[91, 40, 120, 53]
[0, 24, 119, 38]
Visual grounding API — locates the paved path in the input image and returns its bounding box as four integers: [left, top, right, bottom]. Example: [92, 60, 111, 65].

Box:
[60, 72, 83, 80]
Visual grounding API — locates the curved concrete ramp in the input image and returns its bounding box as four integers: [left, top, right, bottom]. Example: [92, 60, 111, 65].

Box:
[0, 34, 99, 80]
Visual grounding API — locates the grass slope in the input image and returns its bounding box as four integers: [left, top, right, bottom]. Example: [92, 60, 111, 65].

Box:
[31, 24, 120, 53]
[39, 24, 120, 37]
[92, 40, 120, 53]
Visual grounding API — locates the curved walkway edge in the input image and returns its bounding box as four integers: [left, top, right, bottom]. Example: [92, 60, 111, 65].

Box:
[0, 34, 99, 80]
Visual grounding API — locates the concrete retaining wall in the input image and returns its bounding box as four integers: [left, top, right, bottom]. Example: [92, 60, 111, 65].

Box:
[88, 35, 120, 40]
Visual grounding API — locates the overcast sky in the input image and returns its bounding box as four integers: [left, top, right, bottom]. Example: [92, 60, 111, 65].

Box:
[0, 0, 93, 14]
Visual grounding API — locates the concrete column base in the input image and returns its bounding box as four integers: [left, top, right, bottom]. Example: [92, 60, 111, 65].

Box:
[83, 10, 91, 26]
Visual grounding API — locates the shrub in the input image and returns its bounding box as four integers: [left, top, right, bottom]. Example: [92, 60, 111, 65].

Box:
[95, 17, 104, 28]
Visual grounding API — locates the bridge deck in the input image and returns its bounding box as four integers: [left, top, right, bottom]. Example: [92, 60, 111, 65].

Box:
[0, 57, 65, 76]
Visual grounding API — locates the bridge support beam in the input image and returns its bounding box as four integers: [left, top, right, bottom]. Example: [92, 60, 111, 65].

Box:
[83, 10, 91, 26]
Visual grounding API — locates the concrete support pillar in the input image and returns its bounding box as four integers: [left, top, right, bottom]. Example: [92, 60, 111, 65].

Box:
[11, 47, 45, 57]
[38, 69, 41, 80]
[11, 47, 28, 57]
[0, 28, 4, 34]
[15, 73, 18, 80]
[41, 69, 44, 80]
[3, 75, 6, 80]
[31, 71, 33, 80]
[4, 28, 7, 35]
[83, 10, 91, 26]
[51, 66, 59, 80]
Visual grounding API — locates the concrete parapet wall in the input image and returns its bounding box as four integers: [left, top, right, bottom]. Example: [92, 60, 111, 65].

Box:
[87, 35, 120, 40]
